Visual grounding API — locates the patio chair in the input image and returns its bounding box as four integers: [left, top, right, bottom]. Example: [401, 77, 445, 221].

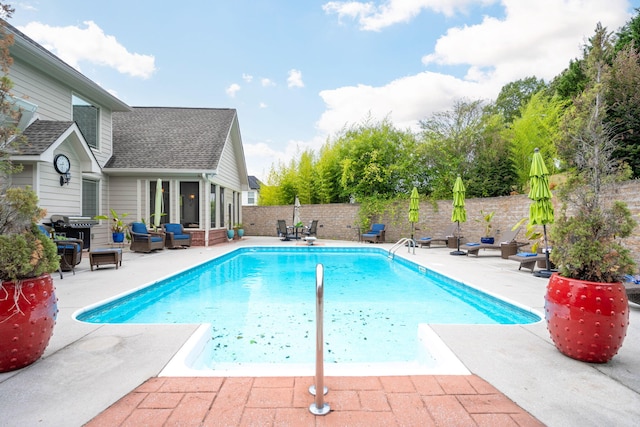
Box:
[417, 224, 457, 248]
[276, 220, 296, 241]
[463, 226, 526, 257]
[162, 223, 192, 248]
[38, 225, 78, 277]
[130, 222, 165, 253]
[302, 220, 318, 239]
[361, 223, 386, 243]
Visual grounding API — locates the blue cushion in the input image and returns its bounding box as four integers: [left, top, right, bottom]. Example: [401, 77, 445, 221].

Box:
[517, 252, 537, 257]
[164, 223, 182, 234]
[371, 224, 385, 232]
[362, 233, 376, 237]
[418, 237, 431, 241]
[150, 236, 163, 243]
[131, 222, 148, 234]
[173, 234, 190, 240]
[466, 242, 480, 246]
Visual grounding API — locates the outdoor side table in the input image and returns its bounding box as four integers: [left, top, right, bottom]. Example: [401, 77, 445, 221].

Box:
[89, 248, 123, 271]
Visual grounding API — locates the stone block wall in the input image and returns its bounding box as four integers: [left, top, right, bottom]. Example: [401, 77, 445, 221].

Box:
[242, 180, 640, 268]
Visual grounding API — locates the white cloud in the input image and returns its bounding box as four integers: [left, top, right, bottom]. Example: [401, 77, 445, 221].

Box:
[287, 69, 304, 88]
[18, 21, 156, 78]
[317, 0, 632, 137]
[242, 73, 253, 83]
[259, 102, 268, 109]
[226, 83, 241, 97]
[322, 0, 496, 31]
[261, 77, 275, 87]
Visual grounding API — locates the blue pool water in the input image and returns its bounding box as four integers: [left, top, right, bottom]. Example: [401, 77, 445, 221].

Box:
[76, 247, 540, 366]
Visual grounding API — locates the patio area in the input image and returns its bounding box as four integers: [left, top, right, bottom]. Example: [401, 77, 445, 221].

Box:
[0, 236, 638, 426]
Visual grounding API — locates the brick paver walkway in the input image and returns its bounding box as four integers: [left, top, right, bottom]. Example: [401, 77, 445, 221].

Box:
[85, 375, 543, 426]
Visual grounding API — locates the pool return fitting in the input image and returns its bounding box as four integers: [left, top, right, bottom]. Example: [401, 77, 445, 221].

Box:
[309, 263, 330, 415]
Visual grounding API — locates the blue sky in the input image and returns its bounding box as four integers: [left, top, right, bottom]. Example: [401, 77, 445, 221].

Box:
[8, 0, 640, 179]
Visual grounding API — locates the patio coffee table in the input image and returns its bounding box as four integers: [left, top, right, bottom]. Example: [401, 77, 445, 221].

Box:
[89, 248, 123, 271]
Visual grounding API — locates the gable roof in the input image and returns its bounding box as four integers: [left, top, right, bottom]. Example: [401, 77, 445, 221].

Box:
[13, 119, 101, 173]
[248, 175, 262, 190]
[108, 107, 239, 171]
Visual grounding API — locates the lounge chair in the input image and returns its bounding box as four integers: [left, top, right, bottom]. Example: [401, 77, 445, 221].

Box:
[361, 223, 386, 243]
[416, 224, 457, 248]
[302, 220, 318, 239]
[162, 223, 192, 248]
[130, 222, 165, 253]
[463, 227, 526, 257]
[508, 252, 548, 272]
[276, 220, 295, 241]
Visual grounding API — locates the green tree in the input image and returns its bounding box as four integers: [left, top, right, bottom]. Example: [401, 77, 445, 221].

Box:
[466, 113, 517, 197]
[337, 116, 417, 199]
[493, 76, 547, 123]
[506, 91, 564, 191]
[605, 44, 640, 177]
[417, 99, 486, 198]
[614, 7, 640, 53]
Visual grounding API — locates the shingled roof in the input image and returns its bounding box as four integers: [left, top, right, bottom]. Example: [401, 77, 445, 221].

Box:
[108, 107, 237, 170]
[20, 120, 76, 154]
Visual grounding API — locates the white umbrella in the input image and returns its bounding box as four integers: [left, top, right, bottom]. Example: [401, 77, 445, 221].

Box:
[154, 179, 163, 228]
[293, 195, 301, 225]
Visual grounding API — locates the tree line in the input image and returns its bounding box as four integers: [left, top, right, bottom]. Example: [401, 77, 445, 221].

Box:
[259, 11, 640, 208]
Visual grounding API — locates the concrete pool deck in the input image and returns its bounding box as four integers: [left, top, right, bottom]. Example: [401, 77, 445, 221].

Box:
[0, 236, 638, 426]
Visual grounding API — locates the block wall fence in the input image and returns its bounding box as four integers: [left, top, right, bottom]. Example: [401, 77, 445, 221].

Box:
[242, 180, 640, 269]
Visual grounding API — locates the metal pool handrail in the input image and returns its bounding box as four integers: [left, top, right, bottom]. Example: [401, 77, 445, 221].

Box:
[309, 263, 330, 415]
[389, 237, 416, 258]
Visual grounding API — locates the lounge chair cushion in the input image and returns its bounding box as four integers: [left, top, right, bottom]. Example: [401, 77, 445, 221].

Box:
[131, 222, 149, 234]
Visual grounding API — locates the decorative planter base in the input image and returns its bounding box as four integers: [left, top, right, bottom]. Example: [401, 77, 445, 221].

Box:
[545, 273, 628, 363]
[0, 274, 58, 372]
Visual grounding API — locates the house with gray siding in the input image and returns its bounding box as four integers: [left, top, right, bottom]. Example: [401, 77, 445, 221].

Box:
[4, 20, 248, 248]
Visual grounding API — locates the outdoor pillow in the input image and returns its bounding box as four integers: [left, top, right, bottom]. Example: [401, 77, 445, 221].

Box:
[131, 222, 148, 234]
[516, 252, 537, 257]
[165, 223, 182, 234]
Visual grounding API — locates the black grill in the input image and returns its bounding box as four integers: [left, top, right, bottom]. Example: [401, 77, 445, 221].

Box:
[50, 215, 97, 249]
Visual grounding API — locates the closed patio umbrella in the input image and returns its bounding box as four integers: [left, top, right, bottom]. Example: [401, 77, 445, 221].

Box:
[154, 178, 163, 229]
[409, 187, 419, 242]
[450, 175, 466, 256]
[293, 196, 301, 225]
[293, 195, 301, 238]
[528, 148, 554, 278]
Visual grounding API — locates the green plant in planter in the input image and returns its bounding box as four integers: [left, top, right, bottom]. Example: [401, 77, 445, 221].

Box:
[475, 210, 494, 238]
[0, 187, 60, 373]
[94, 208, 130, 233]
[545, 28, 637, 363]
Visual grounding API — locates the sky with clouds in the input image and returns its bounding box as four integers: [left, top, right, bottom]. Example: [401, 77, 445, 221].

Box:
[8, 0, 639, 179]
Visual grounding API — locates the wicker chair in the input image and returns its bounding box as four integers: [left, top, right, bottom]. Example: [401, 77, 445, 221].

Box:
[130, 222, 165, 253]
[162, 223, 192, 248]
[361, 223, 386, 243]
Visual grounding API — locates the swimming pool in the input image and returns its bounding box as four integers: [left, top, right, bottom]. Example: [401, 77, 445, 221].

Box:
[75, 247, 541, 375]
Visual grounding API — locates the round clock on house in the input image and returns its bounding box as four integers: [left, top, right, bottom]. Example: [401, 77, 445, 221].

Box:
[53, 154, 71, 185]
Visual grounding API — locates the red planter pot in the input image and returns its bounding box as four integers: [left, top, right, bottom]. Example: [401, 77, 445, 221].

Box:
[0, 274, 58, 373]
[545, 273, 629, 363]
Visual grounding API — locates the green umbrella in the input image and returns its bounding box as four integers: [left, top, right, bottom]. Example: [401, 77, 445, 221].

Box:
[409, 187, 419, 242]
[451, 176, 466, 255]
[528, 148, 554, 276]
